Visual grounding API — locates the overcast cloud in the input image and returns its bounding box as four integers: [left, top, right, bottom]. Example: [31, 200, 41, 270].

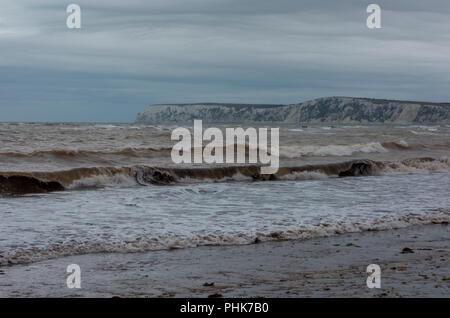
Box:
[1, 0, 449, 122]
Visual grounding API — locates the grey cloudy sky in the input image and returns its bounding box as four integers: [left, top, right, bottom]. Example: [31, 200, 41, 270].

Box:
[1, 0, 450, 122]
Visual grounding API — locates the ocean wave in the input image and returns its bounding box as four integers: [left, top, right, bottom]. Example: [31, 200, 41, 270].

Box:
[0, 144, 264, 161]
[279, 140, 409, 158]
[377, 156, 450, 174]
[0, 147, 173, 159]
[68, 173, 136, 189]
[1, 157, 449, 194]
[0, 139, 413, 160]
[1, 209, 448, 267]
[278, 170, 329, 181]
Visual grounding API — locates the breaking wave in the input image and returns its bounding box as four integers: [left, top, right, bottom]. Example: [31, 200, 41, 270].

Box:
[1, 157, 449, 195]
[0, 147, 173, 159]
[279, 140, 410, 158]
[0, 140, 413, 162]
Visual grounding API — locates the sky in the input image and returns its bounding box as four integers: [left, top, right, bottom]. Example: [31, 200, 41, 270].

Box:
[0, 0, 450, 122]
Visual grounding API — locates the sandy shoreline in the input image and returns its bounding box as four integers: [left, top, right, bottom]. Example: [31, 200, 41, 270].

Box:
[0, 223, 448, 297]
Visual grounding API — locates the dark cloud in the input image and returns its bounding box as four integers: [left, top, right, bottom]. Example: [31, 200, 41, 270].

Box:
[0, 0, 449, 121]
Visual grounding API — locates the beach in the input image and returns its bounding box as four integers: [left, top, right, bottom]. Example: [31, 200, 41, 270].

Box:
[0, 223, 448, 297]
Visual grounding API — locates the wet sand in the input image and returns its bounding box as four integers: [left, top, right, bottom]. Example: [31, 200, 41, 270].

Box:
[0, 224, 448, 297]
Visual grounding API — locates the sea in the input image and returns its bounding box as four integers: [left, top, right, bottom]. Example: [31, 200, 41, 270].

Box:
[0, 122, 449, 266]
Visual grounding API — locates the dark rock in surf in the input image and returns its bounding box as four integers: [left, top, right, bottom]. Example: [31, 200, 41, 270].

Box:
[401, 247, 414, 254]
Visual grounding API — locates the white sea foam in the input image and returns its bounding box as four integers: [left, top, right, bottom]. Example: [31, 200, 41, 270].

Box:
[278, 171, 328, 181]
[1, 209, 448, 267]
[67, 173, 137, 189]
[379, 157, 450, 174]
[287, 129, 304, 132]
[410, 130, 436, 136]
[279, 142, 389, 158]
[179, 172, 254, 184]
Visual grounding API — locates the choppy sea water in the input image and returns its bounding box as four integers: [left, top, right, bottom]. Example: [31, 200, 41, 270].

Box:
[0, 123, 449, 266]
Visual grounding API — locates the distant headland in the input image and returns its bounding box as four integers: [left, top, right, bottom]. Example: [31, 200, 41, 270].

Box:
[135, 96, 450, 124]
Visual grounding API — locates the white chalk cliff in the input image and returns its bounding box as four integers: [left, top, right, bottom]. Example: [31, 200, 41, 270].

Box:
[135, 97, 450, 124]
